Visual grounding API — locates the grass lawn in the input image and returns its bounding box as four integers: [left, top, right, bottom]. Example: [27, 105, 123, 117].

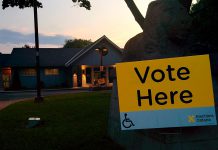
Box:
[0, 91, 123, 150]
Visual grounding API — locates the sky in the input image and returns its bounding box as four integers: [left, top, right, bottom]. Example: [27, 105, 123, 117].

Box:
[0, 0, 197, 54]
[0, 0, 153, 54]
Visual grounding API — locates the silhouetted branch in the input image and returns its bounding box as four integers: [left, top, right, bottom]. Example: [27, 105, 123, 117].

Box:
[124, 0, 144, 30]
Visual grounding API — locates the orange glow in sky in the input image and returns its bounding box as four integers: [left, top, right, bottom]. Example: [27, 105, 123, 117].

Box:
[0, 0, 194, 53]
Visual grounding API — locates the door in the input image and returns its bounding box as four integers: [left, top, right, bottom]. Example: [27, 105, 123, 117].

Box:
[93, 67, 106, 86]
[2, 68, 11, 89]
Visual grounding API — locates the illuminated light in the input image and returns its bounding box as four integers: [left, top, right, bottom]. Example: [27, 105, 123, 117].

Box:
[28, 117, 41, 121]
[73, 73, 78, 87]
[100, 66, 104, 72]
[81, 65, 87, 70]
[82, 73, 87, 87]
[103, 48, 108, 52]
[2, 67, 12, 75]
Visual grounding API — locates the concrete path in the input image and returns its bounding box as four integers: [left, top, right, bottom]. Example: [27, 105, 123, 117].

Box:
[0, 89, 91, 110]
[0, 89, 89, 101]
[0, 98, 29, 110]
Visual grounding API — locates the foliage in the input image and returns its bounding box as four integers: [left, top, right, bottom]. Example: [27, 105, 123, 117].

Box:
[2, 0, 91, 10]
[72, 0, 91, 10]
[63, 38, 92, 48]
[191, 0, 218, 46]
[2, 0, 42, 9]
[22, 44, 32, 48]
[0, 92, 123, 150]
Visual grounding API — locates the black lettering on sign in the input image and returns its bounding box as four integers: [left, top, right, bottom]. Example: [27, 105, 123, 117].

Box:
[166, 65, 176, 81]
[134, 65, 190, 83]
[170, 91, 178, 104]
[137, 89, 152, 106]
[177, 67, 190, 80]
[151, 69, 165, 82]
[180, 90, 193, 103]
[136, 89, 193, 107]
[134, 67, 150, 84]
[155, 92, 167, 105]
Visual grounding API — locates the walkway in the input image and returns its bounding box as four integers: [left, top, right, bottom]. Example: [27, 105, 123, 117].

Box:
[0, 88, 90, 110]
[0, 99, 29, 110]
[0, 88, 89, 101]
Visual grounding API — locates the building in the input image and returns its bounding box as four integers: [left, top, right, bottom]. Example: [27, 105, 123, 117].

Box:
[0, 35, 123, 90]
[0, 54, 11, 90]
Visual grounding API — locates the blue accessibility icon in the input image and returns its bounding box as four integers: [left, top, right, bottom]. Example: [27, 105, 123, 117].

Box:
[122, 113, 135, 128]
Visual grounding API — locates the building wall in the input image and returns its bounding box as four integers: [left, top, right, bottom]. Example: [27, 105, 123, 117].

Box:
[0, 69, 2, 89]
[41, 69, 66, 88]
[74, 44, 122, 66]
[70, 43, 122, 88]
[17, 68, 69, 89]
[19, 72, 36, 89]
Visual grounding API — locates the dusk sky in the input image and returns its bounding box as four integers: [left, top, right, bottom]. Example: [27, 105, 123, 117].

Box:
[0, 0, 153, 54]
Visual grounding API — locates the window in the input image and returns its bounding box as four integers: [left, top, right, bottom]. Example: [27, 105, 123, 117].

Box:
[45, 69, 59, 75]
[86, 67, 92, 84]
[21, 69, 36, 76]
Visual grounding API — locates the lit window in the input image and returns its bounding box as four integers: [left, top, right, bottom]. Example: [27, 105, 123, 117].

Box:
[22, 69, 36, 76]
[45, 69, 59, 75]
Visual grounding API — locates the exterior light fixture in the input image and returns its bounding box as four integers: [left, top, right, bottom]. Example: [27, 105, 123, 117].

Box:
[95, 46, 108, 72]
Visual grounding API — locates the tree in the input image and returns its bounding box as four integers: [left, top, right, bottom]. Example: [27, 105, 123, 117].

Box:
[2, 0, 91, 10]
[191, 0, 218, 47]
[63, 39, 92, 48]
[124, 0, 192, 30]
[22, 44, 32, 48]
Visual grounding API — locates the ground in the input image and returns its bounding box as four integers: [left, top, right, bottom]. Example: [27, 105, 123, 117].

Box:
[0, 91, 124, 150]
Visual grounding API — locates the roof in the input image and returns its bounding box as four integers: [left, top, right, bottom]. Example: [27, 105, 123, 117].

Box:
[0, 54, 11, 67]
[8, 48, 82, 67]
[4, 35, 122, 68]
[65, 35, 122, 67]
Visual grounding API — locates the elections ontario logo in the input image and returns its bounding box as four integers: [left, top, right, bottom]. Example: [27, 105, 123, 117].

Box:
[188, 114, 216, 124]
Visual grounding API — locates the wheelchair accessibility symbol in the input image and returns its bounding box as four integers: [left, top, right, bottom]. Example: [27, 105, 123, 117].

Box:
[122, 113, 135, 128]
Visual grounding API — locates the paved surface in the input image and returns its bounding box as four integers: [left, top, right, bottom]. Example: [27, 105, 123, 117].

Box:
[0, 89, 89, 101]
[0, 89, 90, 110]
[0, 99, 28, 110]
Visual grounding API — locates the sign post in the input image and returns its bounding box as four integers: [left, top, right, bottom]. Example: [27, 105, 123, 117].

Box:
[116, 55, 217, 130]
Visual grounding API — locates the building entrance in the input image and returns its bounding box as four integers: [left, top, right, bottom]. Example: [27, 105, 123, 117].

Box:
[2, 68, 11, 89]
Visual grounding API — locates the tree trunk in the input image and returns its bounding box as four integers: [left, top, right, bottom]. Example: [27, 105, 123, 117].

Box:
[124, 0, 144, 30]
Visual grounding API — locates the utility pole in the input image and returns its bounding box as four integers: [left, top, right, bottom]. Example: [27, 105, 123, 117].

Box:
[95, 47, 108, 77]
[33, 0, 43, 103]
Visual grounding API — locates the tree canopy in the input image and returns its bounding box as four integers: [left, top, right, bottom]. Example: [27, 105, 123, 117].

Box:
[22, 44, 33, 48]
[63, 39, 92, 48]
[2, 0, 91, 10]
[124, 0, 192, 30]
[191, 0, 218, 46]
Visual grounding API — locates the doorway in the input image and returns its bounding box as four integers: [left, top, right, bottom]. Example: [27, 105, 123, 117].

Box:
[93, 67, 106, 86]
[2, 68, 11, 89]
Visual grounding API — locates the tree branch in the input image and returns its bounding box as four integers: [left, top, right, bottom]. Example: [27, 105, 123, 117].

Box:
[124, 0, 145, 30]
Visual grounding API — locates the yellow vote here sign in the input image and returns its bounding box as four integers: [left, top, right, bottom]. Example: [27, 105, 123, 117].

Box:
[116, 55, 217, 130]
